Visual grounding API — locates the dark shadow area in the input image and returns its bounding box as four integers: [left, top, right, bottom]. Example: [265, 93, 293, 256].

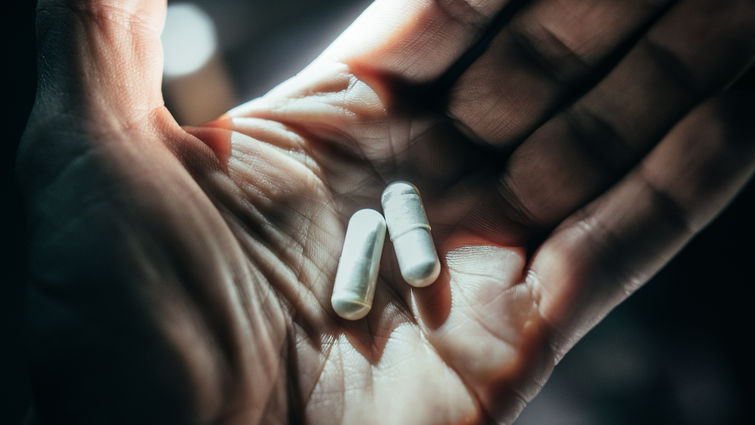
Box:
[1, 2, 37, 424]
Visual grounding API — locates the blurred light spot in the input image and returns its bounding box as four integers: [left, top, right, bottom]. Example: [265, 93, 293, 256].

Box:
[162, 4, 218, 78]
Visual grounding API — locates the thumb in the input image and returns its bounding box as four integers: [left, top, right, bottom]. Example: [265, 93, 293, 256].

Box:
[34, 0, 167, 122]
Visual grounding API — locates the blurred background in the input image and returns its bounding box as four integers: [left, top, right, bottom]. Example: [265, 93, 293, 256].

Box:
[1, 1, 753, 424]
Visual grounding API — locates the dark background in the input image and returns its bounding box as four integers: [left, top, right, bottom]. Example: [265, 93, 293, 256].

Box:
[1, 1, 753, 424]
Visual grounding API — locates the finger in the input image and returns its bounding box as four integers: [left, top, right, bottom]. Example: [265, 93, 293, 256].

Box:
[34, 0, 167, 120]
[448, 0, 674, 145]
[316, 0, 520, 82]
[490, 0, 755, 231]
[528, 84, 755, 360]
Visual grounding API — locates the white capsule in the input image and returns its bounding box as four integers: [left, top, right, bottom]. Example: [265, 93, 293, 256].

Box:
[331, 209, 387, 320]
[381, 181, 441, 287]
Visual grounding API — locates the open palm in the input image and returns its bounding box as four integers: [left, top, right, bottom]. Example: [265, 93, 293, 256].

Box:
[20, 1, 754, 424]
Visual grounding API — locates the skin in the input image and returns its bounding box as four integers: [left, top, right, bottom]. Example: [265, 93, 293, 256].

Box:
[18, 0, 754, 424]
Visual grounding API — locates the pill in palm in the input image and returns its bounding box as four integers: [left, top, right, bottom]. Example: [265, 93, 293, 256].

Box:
[381, 181, 441, 287]
[331, 209, 387, 320]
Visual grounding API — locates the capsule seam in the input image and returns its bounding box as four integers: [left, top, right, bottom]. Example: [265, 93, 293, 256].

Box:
[331, 298, 372, 308]
[389, 223, 432, 241]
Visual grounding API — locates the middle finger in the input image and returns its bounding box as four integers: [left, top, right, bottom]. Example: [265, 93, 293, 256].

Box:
[448, 0, 675, 145]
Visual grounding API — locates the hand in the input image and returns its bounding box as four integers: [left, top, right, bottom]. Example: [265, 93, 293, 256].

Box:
[19, 0, 754, 424]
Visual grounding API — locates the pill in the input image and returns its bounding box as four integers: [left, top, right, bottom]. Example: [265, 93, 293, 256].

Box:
[331, 209, 387, 320]
[381, 181, 441, 287]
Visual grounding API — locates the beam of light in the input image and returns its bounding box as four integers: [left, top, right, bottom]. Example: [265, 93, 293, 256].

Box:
[162, 3, 218, 78]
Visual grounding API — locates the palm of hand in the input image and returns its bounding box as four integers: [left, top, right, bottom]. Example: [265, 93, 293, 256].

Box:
[23, 63, 540, 425]
[203, 64, 546, 424]
[167, 63, 544, 424]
